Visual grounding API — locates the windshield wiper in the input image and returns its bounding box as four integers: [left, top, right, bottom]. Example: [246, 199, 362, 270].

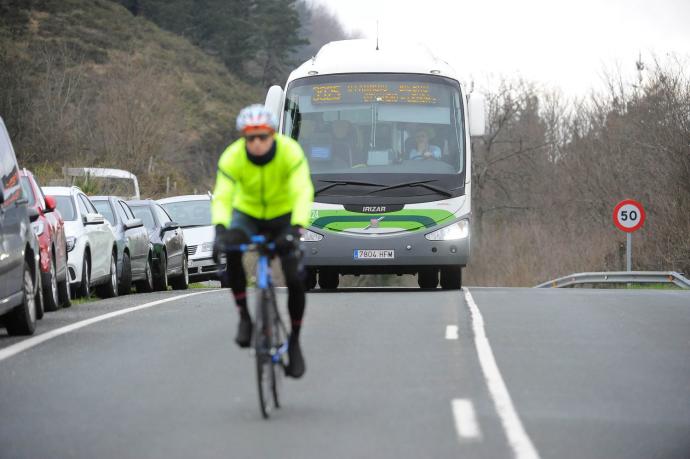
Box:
[367, 180, 453, 198]
[315, 179, 385, 195]
[180, 224, 207, 229]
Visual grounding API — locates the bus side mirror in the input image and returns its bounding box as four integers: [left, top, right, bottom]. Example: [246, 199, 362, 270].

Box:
[265, 85, 284, 127]
[468, 93, 486, 137]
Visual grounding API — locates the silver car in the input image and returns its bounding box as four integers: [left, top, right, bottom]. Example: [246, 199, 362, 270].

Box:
[158, 195, 227, 285]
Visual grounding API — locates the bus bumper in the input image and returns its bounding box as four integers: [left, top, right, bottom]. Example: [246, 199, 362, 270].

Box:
[302, 223, 470, 275]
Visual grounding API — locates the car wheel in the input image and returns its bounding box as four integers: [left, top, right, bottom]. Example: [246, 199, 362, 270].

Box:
[118, 252, 132, 295]
[153, 253, 169, 291]
[417, 268, 439, 289]
[35, 267, 45, 320]
[5, 261, 37, 336]
[171, 254, 189, 290]
[58, 249, 71, 308]
[220, 262, 231, 288]
[43, 255, 60, 312]
[97, 253, 119, 298]
[304, 268, 317, 291]
[440, 266, 462, 290]
[135, 255, 155, 293]
[76, 255, 91, 298]
[318, 269, 339, 290]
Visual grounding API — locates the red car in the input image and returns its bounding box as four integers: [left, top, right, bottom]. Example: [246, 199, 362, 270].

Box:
[19, 169, 71, 311]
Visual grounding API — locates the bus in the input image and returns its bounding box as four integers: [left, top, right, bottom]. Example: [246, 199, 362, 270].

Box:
[264, 39, 485, 290]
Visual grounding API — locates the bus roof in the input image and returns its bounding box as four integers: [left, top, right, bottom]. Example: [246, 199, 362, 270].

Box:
[287, 39, 460, 85]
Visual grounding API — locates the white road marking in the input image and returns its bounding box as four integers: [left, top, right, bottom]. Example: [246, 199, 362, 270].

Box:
[445, 324, 459, 340]
[463, 288, 540, 459]
[451, 398, 482, 440]
[0, 291, 216, 364]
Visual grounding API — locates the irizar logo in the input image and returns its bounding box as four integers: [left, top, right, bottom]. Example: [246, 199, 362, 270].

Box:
[362, 206, 386, 213]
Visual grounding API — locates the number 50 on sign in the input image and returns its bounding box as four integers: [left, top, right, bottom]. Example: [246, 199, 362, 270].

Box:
[613, 199, 645, 233]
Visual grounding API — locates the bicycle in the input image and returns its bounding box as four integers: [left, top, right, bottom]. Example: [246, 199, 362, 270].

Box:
[225, 234, 289, 419]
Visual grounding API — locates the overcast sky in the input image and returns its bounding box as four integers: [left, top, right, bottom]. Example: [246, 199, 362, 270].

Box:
[312, 0, 690, 97]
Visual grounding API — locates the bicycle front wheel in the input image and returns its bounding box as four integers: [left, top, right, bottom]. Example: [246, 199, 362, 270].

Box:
[269, 286, 284, 409]
[255, 289, 276, 419]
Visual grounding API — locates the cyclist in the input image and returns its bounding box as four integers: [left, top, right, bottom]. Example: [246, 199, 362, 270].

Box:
[212, 104, 314, 378]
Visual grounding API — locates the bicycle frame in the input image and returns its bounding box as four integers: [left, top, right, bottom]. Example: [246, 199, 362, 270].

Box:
[252, 239, 288, 363]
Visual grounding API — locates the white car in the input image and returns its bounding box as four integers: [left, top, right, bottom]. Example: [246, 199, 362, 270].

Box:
[42, 186, 119, 298]
[158, 194, 227, 286]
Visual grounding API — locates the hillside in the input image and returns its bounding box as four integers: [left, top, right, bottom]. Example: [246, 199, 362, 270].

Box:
[0, 0, 262, 195]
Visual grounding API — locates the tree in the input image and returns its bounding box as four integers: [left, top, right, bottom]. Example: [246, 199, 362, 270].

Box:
[249, 0, 306, 86]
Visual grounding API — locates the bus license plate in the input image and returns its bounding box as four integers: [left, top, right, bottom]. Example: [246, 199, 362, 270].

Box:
[354, 249, 395, 259]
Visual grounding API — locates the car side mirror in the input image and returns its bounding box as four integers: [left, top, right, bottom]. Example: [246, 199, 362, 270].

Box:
[27, 206, 40, 222]
[124, 218, 143, 230]
[83, 213, 105, 225]
[161, 221, 180, 233]
[44, 195, 57, 212]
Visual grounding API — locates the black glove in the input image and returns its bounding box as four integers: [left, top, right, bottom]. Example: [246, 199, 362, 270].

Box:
[275, 225, 303, 253]
[213, 224, 229, 264]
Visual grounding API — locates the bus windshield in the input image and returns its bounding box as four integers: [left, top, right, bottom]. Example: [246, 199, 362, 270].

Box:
[283, 74, 466, 177]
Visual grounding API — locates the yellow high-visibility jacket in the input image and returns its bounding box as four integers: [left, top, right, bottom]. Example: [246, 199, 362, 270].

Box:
[211, 134, 314, 228]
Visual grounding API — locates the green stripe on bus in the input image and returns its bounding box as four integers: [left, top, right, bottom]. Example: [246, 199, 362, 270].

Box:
[313, 215, 437, 229]
[310, 209, 454, 231]
[323, 220, 425, 232]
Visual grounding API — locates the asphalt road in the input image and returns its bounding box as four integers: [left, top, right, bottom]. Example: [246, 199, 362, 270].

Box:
[1, 287, 689, 459]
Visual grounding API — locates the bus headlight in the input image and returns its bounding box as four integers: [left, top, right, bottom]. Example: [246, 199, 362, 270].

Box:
[425, 220, 469, 241]
[300, 229, 323, 242]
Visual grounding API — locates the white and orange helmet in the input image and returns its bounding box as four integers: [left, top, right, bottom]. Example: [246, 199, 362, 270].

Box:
[235, 104, 278, 133]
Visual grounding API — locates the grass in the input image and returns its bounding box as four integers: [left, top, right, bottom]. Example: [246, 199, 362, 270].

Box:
[66, 282, 219, 305]
[69, 294, 100, 305]
[571, 283, 683, 290]
[621, 283, 682, 290]
[189, 282, 220, 289]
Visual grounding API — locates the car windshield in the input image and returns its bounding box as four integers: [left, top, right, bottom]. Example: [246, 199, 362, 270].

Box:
[54, 195, 76, 221]
[283, 73, 465, 176]
[19, 177, 35, 206]
[93, 200, 115, 226]
[160, 200, 211, 227]
[130, 206, 156, 230]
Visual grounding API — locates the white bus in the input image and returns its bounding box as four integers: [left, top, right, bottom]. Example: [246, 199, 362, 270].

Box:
[265, 39, 485, 289]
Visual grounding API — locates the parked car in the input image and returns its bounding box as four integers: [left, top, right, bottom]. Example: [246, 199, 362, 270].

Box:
[158, 194, 227, 286]
[42, 186, 119, 299]
[91, 196, 154, 294]
[127, 199, 189, 291]
[0, 116, 41, 335]
[19, 169, 71, 311]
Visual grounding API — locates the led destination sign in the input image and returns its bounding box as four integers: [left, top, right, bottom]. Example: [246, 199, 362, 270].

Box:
[312, 82, 442, 105]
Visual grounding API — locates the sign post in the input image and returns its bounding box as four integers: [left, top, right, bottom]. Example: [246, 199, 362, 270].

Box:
[613, 199, 646, 272]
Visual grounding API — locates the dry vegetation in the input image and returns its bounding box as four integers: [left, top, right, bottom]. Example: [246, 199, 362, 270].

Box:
[0, 0, 260, 196]
[467, 60, 690, 285]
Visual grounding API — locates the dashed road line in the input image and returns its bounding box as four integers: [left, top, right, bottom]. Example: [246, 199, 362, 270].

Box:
[445, 324, 459, 340]
[451, 398, 482, 440]
[464, 288, 540, 459]
[0, 291, 216, 364]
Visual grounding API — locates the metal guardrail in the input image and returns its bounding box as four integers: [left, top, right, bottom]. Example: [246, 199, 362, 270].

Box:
[535, 271, 690, 289]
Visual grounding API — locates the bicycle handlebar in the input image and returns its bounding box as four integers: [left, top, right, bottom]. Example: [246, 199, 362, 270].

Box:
[220, 234, 277, 254]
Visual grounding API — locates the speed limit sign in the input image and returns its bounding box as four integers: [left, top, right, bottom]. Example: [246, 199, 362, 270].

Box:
[613, 199, 645, 233]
